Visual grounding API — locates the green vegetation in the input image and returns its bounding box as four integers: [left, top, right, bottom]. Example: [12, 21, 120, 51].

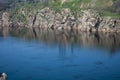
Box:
[8, 1, 44, 22]
[81, 0, 91, 3]
[7, 0, 120, 21]
[49, 0, 81, 17]
[16, 2, 44, 11]
[99, 11, 120, 18]
[49, 0, 120, 17]
[49, 0, 62, 12]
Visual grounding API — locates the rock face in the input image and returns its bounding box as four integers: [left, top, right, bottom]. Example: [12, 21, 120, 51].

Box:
[24, 7, 76, 30]
[1, 7, 120, 33]
[77, 10, 120, 32]
[0, 12, 9, 36]
[25, 8, 120, 32]
[77, 9, 100, 31]
[1, 12, 9, 27]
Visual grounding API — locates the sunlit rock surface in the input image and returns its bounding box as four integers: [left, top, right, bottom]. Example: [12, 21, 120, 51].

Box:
[6, 8, 120, 32]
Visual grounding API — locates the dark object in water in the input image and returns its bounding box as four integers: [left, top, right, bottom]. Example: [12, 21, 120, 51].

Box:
[0, 73, 7, 80]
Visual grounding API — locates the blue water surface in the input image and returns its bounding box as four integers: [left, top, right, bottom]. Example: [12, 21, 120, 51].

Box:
[0, 36, 120, 80]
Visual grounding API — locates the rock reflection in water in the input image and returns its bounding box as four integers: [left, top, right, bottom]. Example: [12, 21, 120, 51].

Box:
[0, 28, 120, 80]
[1, 28, 120, 54]
[0, 26, 9, 37]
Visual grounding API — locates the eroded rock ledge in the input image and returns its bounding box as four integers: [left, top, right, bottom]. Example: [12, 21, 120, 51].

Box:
[0, 7, 120, 33]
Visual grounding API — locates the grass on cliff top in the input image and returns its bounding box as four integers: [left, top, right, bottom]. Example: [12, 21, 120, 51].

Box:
[8, 2, 44, 22]
[13, 2, 44, 13]
[8, 0, 120, 22]
[49, 0, 81, 17]
[49, 0, 120, 18]
[8, 0, 81, 22]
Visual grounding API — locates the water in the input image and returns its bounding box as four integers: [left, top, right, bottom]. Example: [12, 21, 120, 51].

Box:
[0, 30, 120, 80]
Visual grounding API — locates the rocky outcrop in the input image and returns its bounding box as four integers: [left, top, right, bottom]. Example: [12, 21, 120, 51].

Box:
[0, 12, 9, 36]
[77, 10, 120, 32]
[0, 12, 9, 28]
[1, 7, 120, 33]
[1, 12, 9, 27]
[24, 8, 76, 30]
[24, 8, 120, 32]
[77, 9, 100, 31]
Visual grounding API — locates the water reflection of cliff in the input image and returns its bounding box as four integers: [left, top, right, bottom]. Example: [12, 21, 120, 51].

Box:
[11, 28, 120, 53]
[1, 28, 120, 53]
[0, 26, 9, 37]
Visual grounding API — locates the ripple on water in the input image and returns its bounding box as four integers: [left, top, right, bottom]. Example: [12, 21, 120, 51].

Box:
[94, 61, 104, 65]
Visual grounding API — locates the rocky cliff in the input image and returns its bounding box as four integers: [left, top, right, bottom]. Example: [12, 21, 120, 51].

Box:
[1, 8, 120, 33]
[0, 0, 120, 34]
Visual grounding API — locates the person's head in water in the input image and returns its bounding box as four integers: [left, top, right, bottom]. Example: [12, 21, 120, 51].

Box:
[0, 73, 7, 80]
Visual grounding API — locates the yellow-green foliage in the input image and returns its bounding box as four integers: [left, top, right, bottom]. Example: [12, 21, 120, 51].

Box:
[49, 0, 81, 13]
[9, 1, 44, 22]
[8, 0, 120, 21]
[49, 0, 115, 10]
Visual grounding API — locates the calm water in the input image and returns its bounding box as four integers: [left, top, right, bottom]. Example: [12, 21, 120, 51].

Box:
[0, 30, 120, 80]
